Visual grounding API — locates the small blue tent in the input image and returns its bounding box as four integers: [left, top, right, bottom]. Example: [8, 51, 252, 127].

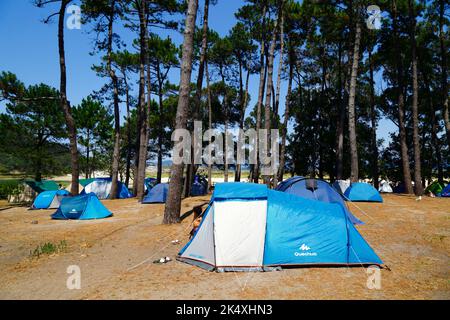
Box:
[344, 182, 383, 202]
[191, 175, 208, 196]
[178, 183, 383, 271]
[142, 183, 169, 203]
[51, 193, 112, 220]
[31, 190, 70, 209]
[275, 176, 363, 225]
[81, 178, 132, 199]
[440, 184, 450, 197]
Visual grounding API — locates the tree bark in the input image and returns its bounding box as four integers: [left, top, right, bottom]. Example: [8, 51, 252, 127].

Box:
[335, 40, 345, 180]
[107, 0, 120, 200]
[408, 0, 423, 196]
[163, 0, 198, 224]
[278, 43, 294, 182]
[205, 59, 213, 191]
[123, 71, 132, 188]
[254, 3, 267, 184]
[368, 47, 379, 189]
[439, 0, 450, 149]
[347, 13, 361, 183]
[58, 0, 79, 195]
[136, 0, 149, 201]
[392, 0, 413, 194]
[262, 9, 280, 186]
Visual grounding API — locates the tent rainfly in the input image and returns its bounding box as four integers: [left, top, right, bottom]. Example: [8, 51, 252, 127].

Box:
[31, 190, 70, 209]
[51, 193, 112, 220]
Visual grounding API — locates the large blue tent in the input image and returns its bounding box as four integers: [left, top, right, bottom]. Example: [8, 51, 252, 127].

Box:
[31, 190, 70, 209]
[80, 178, 132, 199]
[178, 183, 382, 272]
[344, 182, 383, 202]
[142, 183, 169, 203]
[275, 176, 363, 225]
[51, 193, 113, 220]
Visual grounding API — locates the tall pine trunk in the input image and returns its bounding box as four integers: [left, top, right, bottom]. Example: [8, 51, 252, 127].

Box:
[368, 48, 379, 189]
[439, 0, 450, 149]
[205, 60, 213, 191]
[58, 0, 79, 195]
[136, 0, 149, 201]
[163, 0, 198, 224]
[408, 0, 423, 196]
[254, 3, 267, 184]
[107, 1, 121, 199]
[392, 0, 413, 194]
[335, 40, 345, 180]
[124, 74, 132, 188]
[262, 10, 280, 186]
[347, 13, 362, 183]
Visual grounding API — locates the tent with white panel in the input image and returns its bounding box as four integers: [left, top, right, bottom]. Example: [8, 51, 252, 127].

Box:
[177, 182, 383, 272]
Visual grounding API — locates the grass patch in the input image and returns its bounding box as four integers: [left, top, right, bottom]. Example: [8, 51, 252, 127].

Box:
[29, 240, 68, 259]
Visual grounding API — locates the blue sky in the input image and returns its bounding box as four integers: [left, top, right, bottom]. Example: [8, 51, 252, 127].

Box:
[0, 0, 397, 146]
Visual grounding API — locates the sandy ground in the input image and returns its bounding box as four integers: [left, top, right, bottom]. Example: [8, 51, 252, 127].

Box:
[0, 194, 448, 300]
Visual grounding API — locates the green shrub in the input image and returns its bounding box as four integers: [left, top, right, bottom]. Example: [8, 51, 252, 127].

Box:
[29, 240, 68, 258]
[0, 180, 21, 200]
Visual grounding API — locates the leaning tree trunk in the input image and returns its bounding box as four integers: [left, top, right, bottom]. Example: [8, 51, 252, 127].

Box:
[107, 2, 121, 200]
[58, 0, 79, 195]
[408, 0, 423, 196]
[135, 0, 150, 201]
[347, 14, 362, 183]
[392, 0, 413, 194]
[163, 0, 199, 224]
[254, 3, 267, 184]
[368, 48, 379, 190]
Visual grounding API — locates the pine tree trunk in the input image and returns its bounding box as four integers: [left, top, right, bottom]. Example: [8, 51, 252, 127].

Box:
[205, 60, 212, 191]
[124, 75, 132, 188]
[335, 40, 345, 180]
[254, 3, 267, 184]
[392, 0, 413, 194]
[107, 1, 120, 200]
[163, 0, 199, 224]
[262, 11, 280, 186]
[439, 0, 450, 149]
[347, 15, 361, 183]
[58, 0, 79, 195]
[278, 45, 294, 182]
[136, 0, 150, 201]
[408, 0, 423, 196]
[368, 48, 379, 189]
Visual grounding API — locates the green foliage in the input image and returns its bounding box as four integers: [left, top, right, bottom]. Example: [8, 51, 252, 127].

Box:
[29, 240, 68, 259]
[0, 180, 21, 200]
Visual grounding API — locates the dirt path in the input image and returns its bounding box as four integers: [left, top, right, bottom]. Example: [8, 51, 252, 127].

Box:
[0, 194, 448, 299]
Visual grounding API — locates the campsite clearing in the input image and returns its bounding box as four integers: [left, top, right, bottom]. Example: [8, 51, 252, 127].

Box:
[0, 194, 448, 299]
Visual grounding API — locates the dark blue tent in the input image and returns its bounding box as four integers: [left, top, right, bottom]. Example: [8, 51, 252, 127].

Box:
[51, 193, 113, 220]
[440, 184, 450, 197]
[393, 183, 406, 194]
[344, 183, 383, 202]
[144, 178, 158, 194]
[276, 177, 363, 225]
[191, 175, 207, 196]
[142, 183, 169, 203]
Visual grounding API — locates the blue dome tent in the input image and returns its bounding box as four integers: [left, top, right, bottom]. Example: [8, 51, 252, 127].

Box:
[275, 177, 363, 225]
[191, 175, 208, 196]
[81, 178, 132, 199]
[440, 184, 450, 197]
[178, 183, 383, 272]
[344, 182, 383, 202]
[51, 193, 113, 220]
[142, 183, 169, 203]
[31, 190, 70, 209]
